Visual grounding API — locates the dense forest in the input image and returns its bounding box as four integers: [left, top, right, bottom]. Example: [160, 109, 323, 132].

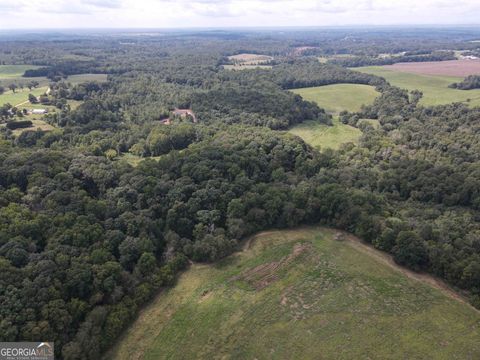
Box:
[2, 28, 480, 359]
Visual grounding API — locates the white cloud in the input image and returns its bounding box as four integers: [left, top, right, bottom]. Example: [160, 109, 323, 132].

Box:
[0, 0, 479, 29]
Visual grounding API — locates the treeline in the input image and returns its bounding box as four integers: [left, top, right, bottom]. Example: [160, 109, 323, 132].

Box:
[449, 75, 480, 90]
[329, 51, 456, 67]
[23, 61, 110, 81]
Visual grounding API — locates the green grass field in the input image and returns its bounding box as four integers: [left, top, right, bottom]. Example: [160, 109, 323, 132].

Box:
[108, 227, 480, 360]
[356, 66, 480, 107]
[291, 84, 380, 114]
[288, 117, 363, 150]
[0, 65, 41, 79]
[0, 87, 48, 106]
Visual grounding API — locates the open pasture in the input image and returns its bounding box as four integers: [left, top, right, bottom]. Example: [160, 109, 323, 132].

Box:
[107, 227, 480, 360]
[67, 73, 108, 83]
[291, 84, 380, 114]
[0, 65, 41, 79]
[0, 86, 48, 106]
[357, 66, 480, 107]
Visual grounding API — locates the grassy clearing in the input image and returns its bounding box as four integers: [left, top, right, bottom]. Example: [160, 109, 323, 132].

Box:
[291, 84, 380, 114]
[225, 53, 273, 71]
[228, 53, 273, 64]
[356, 66, 480, 107]
[108, 226, 480, 360]
[0, 87, 48, 106]
[223, 64, 272, 71]
[119, 153, 163, 167]
[0, 65, 41, 78]
[289, 117, 363, 150]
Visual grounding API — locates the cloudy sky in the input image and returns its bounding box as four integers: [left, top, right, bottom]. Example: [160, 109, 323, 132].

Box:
[0, 0, 479, 29]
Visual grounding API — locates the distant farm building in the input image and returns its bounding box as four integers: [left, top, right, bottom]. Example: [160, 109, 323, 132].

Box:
[30, 109, 48, 115]
[172, 108, 197, 123]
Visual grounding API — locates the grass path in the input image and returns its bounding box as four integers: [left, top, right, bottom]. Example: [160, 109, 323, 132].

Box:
[106, 227, 480, 360]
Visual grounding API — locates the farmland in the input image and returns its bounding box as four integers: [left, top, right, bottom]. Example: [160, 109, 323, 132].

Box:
[383, 59, 480, 77]
[289, 117, 363, 150]
[225, 53, 273, 70]
[357, 66, 480, 107]
[108, 227, 480, 360]
[291, 84, 380, 114]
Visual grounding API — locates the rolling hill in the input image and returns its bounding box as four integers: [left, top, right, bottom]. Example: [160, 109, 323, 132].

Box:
[107, 227, 480, 360]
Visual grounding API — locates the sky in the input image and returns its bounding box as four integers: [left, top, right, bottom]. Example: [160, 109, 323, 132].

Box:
[0, 0, 479, 29]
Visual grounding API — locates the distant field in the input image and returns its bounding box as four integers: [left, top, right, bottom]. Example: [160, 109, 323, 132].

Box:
[67, 73, 108, 83]
[223, 64, 272, 71]
[357, 66, 480, 107]
[225, 53, 273, 71]
[228, 53, 273, 64]
[0, 65, 41, 78]
[289, 117, 363, 150]
[108, 227, 480, 360]
[383, 59, 480, 77]
[0, 65, 50, 88]
[291, 84, 380, 114]
[0, 87, 48, 106]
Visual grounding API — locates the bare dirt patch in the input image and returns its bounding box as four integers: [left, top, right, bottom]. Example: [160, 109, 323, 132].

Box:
[231, 243, 311, 290]
[291, 46, 317, 56]
[384, 59, 480, 77]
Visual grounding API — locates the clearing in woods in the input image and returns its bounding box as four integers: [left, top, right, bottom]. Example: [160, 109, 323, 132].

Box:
[291, 84, 380, 114]
[224, 53, 273, 70]
[357, 66, 480, 107]
[288, 117, 364, 150]
[107, 227, 480, 360]
[0, 86, 49, 106]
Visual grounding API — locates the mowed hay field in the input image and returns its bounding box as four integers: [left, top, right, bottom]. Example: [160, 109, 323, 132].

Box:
[291, 84, 380, 114]
[107, 227, 480, 360]
[357, 66, 480, 107]
[289, 117, 363, 150]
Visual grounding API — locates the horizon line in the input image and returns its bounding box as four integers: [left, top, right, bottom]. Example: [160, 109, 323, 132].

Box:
[2, 24, 480, 32]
